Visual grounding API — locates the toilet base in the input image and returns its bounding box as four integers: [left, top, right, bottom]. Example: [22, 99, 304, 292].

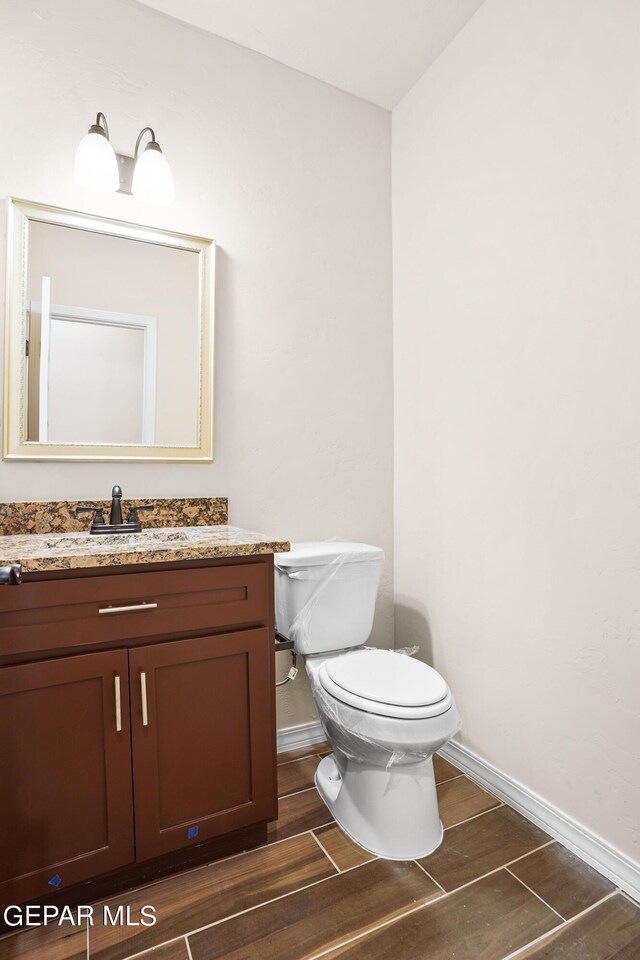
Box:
[314, 752, 444, 861]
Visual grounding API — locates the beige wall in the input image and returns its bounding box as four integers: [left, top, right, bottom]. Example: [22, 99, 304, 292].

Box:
[0, 0, 394, 730]
[393, 0, 640, 864]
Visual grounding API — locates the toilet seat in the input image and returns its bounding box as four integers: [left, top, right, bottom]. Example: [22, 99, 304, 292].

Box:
[318, 649, 453, 720]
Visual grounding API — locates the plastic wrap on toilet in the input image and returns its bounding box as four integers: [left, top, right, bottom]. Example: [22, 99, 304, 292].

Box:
[277, 543, 381, 651]
[308, 658, 461, 770]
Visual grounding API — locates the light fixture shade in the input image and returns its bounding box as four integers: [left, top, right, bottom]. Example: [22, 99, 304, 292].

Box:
[73, 129, 119, 193]
[132, 145, 174, 204]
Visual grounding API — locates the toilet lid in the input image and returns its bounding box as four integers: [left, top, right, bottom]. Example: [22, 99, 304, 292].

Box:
[318, 650, 452, 720]
[324, 649, 448, 708]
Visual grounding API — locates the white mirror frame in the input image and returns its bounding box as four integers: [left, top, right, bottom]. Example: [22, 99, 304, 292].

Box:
[3, 198, 215, 462]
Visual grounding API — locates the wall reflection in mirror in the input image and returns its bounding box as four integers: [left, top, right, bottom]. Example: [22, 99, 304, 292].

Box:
[26, 221, 199, 446]
[4, 201, 214, 461]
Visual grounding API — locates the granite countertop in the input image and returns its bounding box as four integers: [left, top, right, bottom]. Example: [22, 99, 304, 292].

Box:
[0, 525, 291, 574]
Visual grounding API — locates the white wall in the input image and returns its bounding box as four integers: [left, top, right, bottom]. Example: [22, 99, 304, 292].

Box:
[393, 0, 640, 865]
[0, 0, 393, 729]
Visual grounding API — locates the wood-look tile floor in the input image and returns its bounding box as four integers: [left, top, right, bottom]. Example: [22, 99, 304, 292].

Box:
[1, 745, 638, 960]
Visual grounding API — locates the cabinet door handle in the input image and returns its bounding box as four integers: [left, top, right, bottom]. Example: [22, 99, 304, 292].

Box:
[99, 602, 158, 615]
[114, 675, 122, 732]
[140, 671, 149, 727]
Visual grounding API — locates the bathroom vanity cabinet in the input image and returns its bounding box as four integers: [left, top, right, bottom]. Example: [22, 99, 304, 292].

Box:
[0, 555, 277, 909]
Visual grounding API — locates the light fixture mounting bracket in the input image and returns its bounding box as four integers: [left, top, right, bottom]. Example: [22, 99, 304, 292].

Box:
[115, 153, 135, 195]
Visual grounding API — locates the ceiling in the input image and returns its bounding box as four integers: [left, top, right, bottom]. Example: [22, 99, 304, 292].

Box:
[132, 0, 485, 109]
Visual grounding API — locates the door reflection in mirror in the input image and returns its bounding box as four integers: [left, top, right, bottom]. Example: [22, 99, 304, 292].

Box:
[28, 295, 156, 445]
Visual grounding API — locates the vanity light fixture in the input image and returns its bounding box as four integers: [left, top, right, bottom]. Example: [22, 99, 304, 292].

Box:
[73, 112, 174, 204]
[131, 127, 174, 205]
[73, 113, 120, 193]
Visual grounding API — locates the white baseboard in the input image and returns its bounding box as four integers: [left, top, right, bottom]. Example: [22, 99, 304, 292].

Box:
[277, 720, 325, 754]
[441, 739, 640, 903]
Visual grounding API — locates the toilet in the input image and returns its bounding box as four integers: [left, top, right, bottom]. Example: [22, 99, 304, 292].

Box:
[274, 541, 460, 861]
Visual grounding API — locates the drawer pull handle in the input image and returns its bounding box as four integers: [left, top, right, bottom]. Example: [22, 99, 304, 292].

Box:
[99, 602, 158, 615]
[114, 675, 122, 732]
[141, 671, 149, 727]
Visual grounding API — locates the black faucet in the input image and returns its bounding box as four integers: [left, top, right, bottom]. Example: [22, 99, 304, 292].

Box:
[109, 484, 124, 526]
[76, 486, 155, 535]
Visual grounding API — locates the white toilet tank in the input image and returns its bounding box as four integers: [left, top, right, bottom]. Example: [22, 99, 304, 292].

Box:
[274, 541, 384, 655]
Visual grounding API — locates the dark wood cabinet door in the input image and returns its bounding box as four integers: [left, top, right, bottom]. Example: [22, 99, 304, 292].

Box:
[0, 649, 134, 908]
[130, 629, 276, 861]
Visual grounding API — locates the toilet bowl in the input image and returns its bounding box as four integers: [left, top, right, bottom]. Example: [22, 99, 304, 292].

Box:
[275, 542, 460, 860]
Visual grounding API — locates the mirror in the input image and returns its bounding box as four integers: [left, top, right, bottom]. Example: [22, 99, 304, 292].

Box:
[4, 199, 214, 461]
